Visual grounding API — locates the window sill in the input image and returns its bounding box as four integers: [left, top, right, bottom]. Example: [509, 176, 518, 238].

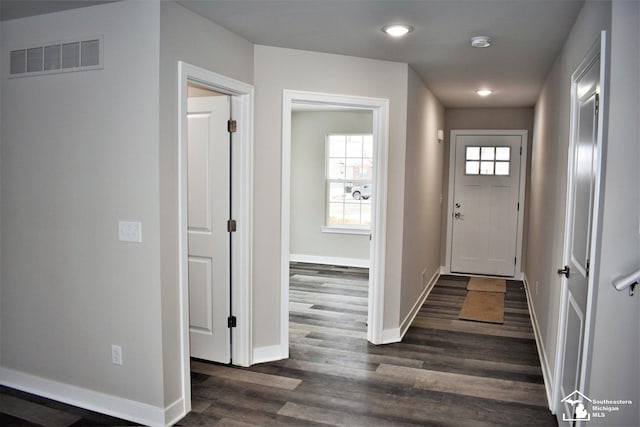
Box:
[321, 226, 371, 236]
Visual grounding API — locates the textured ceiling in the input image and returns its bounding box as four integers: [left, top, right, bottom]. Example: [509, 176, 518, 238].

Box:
[2, 0, 585, 108]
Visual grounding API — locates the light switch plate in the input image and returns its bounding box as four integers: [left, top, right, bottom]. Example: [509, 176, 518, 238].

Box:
[118, 221, 142, 243]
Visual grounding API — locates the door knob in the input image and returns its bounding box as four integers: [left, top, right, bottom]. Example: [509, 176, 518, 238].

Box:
[557, 266, 570, 278]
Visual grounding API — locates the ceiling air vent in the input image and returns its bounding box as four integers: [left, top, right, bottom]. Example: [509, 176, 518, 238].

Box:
[9, 37, 102, 78]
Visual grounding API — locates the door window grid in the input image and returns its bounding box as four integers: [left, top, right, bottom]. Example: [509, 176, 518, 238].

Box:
[465, 146, 510, 175]
[326, 134, 373, 228]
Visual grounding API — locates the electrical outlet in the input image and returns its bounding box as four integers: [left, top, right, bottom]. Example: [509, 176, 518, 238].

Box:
[118, 221, 142, 243]
[111, 345, 123, 366]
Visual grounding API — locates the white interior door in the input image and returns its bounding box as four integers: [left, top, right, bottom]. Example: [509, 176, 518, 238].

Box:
[187, 92, 231, 363]
[558, 56, 600, 419]
[450, 133, 523, 276]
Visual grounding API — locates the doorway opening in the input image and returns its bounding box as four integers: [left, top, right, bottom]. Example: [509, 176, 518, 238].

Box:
[177, 61, 253, 413]
[288, 106, 374, 351]
[281, 91, 390, 356]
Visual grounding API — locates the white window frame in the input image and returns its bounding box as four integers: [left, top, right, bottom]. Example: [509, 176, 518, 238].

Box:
[323, 133, 373, 233]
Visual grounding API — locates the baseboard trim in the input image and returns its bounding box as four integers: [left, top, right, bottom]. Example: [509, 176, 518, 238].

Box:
[290, 254, 369, 268]
[164, 397, 187, 426]
[0, 367, 175, 426]
[400, 267, 440, 339]
[252, 345, 284, 365]
[381, 327, 401, 344]
[522, 274, 554, 410]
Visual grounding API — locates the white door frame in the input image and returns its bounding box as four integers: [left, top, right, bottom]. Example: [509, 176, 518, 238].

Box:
[552, 32, 606, 416]
[444, 129, 528, 279]
[177, 61, 254, 408]
[281, 90, 390, 353]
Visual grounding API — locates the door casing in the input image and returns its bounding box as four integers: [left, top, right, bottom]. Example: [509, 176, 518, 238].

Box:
[177, 61, 254, 413]
[552, 32, 607, 419]
[444, 129, 528, 279]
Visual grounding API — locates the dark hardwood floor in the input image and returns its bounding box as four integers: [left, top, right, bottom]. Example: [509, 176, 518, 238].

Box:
[0, 263, 557, 426]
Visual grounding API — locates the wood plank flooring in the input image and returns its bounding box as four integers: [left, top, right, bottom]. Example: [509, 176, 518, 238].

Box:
[0, 264, 557, 426]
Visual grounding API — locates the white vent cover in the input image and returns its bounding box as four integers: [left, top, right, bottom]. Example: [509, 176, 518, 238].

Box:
[9, 37, 102, 77]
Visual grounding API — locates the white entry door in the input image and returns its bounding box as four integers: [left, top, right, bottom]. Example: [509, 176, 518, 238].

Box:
[557, 52, 600, 420]
[187, 92, 231, 363]
[449, 132, 525, 277]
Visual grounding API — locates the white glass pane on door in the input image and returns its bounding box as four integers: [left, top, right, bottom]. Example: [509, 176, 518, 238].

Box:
[466, 146, 480, 160]
[496, 147, 510, 161]
[481, 146, 495, 160]
[480, 161, 494, 175]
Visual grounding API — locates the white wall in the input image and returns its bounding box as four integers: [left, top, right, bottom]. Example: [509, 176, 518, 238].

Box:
[1, 0, 164, 412]
[159, 0, 254, 407]
[585, 1, 639, 425]
[400, 68, 445, 327]
[525, 0, 612, 411]
[253, 45, 408, 349]
[290, 110, 371, 263]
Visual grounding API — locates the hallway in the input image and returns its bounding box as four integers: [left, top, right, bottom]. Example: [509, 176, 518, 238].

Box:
[0, 268, 556, 426]
[179, 267, 555, 425]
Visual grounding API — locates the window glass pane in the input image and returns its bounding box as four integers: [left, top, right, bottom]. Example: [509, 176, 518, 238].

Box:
[346, 158, 364, 180]
[327, 158, 345, 179]
[344, 203, 362, 225]
[326, 134, 372, 229]
[363, 135, 373, 158]
[362, 158, 373, 179]
[466, 161, 479, 175]
[328, 136, 345, 157]
[329, 182, 346, 201]
[328, 203, 344, 225]
[480, 161, 494, 175]
[346, 135, 363, 157]
[481, 146, 495, 160]
[466, 146, 480, 160]
[361, 202, 372, 226]
[495, 162, 510, 175]
[496, 147, 510, 161]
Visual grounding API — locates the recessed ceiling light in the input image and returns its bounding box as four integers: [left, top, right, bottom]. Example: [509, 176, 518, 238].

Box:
[476, 89, 493, 97]
[382, 24, 414, 38]
[470, 36, 492, 48]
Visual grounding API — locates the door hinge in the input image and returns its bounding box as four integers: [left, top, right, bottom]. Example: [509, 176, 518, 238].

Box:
[514, 257, 517, 265]
[228, 119, 237, 133]
[517, 202, 520, 211]
[595, 94, 600, 116]
[586, 259, 590, 277]
[520, 146, 523, 155]
[227, 219, 237, 232]
[227, 316, 237, 328]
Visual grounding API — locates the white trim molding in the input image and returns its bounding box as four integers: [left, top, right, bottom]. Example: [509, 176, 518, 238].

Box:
[252, 345, 285, 365]
[522, 274, 554, 410]
[290, 254, 370, 268]
[177, 62, 254, 414]
[400, 268, 440, 339]
[281, 90, 390, 358]
[551, 32, 607, 416]
[0, 367, 174, 427]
